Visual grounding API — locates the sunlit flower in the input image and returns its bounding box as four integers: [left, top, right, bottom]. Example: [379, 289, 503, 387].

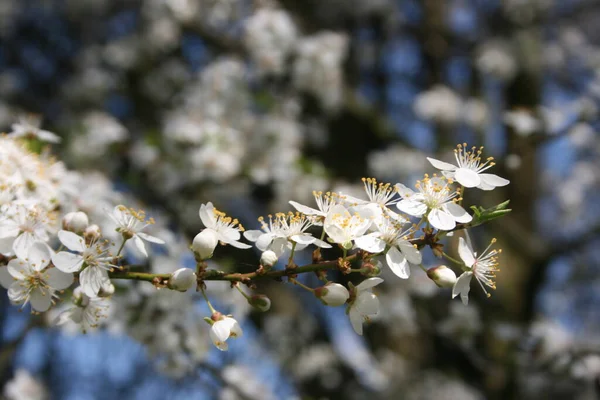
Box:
[289, 191, 341, 225]
[347, 277, 383, 335]
[0, 204, 53, 257]
[199, 202, 251, 250]
[427, 144, 510, 190]
[342, 177, 406, 222]
[452, 236, 501, 305]
[209, 315, 243, 351]
[315, 282, 349, 306]
[108, 205, 165, 257]
[244, 212, 331, 256]
[1, 242, 73, 312]
[396, 175, 472, 231]
[56, 286, 110, 333]
[354, 216, 421, 279]
[51, 230, 115, 298]
[323, 204, 372, 249]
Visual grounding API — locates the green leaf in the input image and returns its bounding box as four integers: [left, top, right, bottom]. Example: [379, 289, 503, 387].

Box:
[471, 200, 511, 225]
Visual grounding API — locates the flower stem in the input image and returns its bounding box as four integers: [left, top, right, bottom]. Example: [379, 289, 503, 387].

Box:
[289, 278, 314, 293]
[200, 287, 217, 314]
[442, 252, 463, 266]
[234, 283, 251, 301]
[115, 237, 127, 258]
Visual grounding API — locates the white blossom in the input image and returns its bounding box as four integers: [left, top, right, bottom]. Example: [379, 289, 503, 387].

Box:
[51, 230, 116, 298]
[323, 204, 372, 249]
[3, 369, 48, 400]
[452, 236, 501, 305]
[427, 144, 510, 190]
[1, 242, 73, 312]
[354, 216, 421, 279]
[396, 175, 472, 231]
[168, 268, 196, 292]
[289, 191, 342, 225]
[56, 286, 110, 333]
[244, 211, 331, 256]
[199, 202, 251, 250]
[315, 282, 350, 306]
[0, 204, 53, 257]
[348, 277, 383, 335]
[210, 315, 243, 351]
[108, 205, 165, 257]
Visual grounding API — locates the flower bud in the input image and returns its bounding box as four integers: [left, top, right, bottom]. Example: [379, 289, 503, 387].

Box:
[168, 268, 197, 292]
[360, 260, 382, 277]
[260, 250, 278, 269]
[84, 224, 101, 242]
[314, 282, 350, 306]
[427, 265, 457, 288]
[63, 211, 89, 233]
[248, 294, 271, 312]
[192, 229, 218, 260]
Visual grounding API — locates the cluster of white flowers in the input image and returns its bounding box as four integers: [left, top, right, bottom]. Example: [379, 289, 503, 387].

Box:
[414, 85, 489, 128]
[0, 123, 510, 360]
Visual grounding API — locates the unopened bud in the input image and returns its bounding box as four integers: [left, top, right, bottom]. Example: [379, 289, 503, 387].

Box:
[73, 287, 90, 307]
[192, 229, 218, 260]
[427, 265, 457, 288]
[84, 224, 101, 242]
[248, 294, 271, 312]
[63, 211, 89, 233]
[314, 282, 350, 306]
[260, 250, 278, 269]
[168, 268, 197, 292]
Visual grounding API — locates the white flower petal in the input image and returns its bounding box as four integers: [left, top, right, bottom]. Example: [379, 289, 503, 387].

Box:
[454, 168, 481, 187]
[255, 234, 274, 251]
[396, 199, 427, 217]
[30, 288, 52, 312]
[427, 157, 457, 171]
[0, 266, 14, 289]
[452, 271, 473, 305]
[46, 268, 74, 290]
[80, 267, 108, 297]
[27, 242, 51, 271]
[7, 259, 29, 280]
[133, 235, 148, 257]
[386, 247, 410, 279]
[394, 183, 415, 198]
[349, 308, 364, 335]
[136, 232, 165, 244]
[458, 237, 476, 267]
[13, 233, 36, 261]
[478, 173, 510, 190]
[210, 320, 232, 343]
[355, 277, 384, 291]
[7, 282, 28, 304]
[398, 240, 422, 265]
[355, 292, 380, 316]
[311, 238, 332, 249]
[445, 203, 473, 223]
[51, 252, 84, 273]
[291, 234, 316, 245]
[58, 230, 86, 252]
[289, 201, 321, 216]
[0, 236, 15, 255]
[228, 240, 252, 249]
[243, 230, 263, 242]
[354, 235, 386, 254]
[199, 202, 216, 228]
[428, 208, 456, 231]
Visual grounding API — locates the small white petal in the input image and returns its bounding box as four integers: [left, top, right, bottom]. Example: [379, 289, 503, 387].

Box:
[7, 259, 29, 280]
[310, 238, 332, 248]
[289, 201, 322, 216]
[80, 267, 108, 297]
[30, 288, 52, 312]
[427, 157, 457, 171]
[291, 234, 316, 245]
[398, 240, 422, 265]
[136, 232, 165, 244]
[27, 242, 52, 272]
[13, 233, 36, 260]
[452, 272, 473, 305]
[386, 247, 410, 279]
[354, 235, 386, 254]
[478, 173, 510, 190]
[199, 202, 216, 228]
[445, 203, 473, 223]
[0, 266, 13, 289]
[355, 277, 384, 291]
[243, 230, 263, 242]
[210, 320, 232, 343]
[396, 199, 427, 217]
[394, 183, 415, 198]
[228, 240, 252, 249]
[255, 234, 274, 251]
[428, 208, 456, 231]
[454, 168, 481, 187]
[46, 268, 74, 290]
[349, 308, 364, 335]
[57, 230, 86, 252]
[133, 235, 148, 257]
[354, 292, 380, 315]
[458, 237, 476, 267]
[51, 252, 84, 273]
